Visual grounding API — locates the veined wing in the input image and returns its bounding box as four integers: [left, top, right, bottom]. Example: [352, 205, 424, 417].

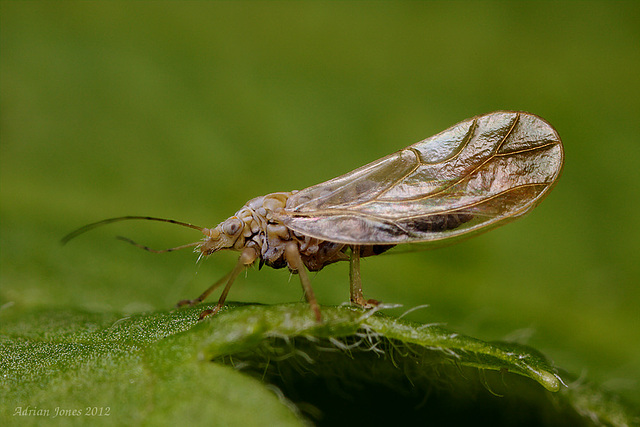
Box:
[280, 111, 564, 245]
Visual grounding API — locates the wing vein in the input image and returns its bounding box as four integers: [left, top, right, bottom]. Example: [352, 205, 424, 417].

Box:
[496, 112, 520, 153]
[380, 132, 557, 204]
[363, 148, 422, 203]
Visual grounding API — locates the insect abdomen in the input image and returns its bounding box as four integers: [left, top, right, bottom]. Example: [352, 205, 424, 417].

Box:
[402, 212, 474, 234]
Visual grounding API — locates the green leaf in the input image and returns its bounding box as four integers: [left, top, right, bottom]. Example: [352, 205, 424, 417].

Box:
[0, 306, 304, 426]
[1, 303, 636, 426]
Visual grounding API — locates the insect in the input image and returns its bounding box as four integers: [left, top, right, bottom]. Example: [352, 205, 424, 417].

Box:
[62, 111, 564, 322]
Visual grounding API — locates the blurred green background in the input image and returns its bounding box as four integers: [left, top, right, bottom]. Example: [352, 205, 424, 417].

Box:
[2, 0, 639, 408]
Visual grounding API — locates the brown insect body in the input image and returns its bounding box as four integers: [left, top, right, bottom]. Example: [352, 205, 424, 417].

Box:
[63, 111, 564, 322]
[199, 192, 345, 271]
[202, 191, 473, 270]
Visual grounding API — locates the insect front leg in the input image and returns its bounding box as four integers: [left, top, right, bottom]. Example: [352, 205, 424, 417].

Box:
[349, 245, 379, 308]
[198, 247, 258, 320]
[176, 272, 232, 308]
[284, 241, 322, 322]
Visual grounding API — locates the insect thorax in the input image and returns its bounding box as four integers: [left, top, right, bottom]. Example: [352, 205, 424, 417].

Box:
[228, 192, 348, 271]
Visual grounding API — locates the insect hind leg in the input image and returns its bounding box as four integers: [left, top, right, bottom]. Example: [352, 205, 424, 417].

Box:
[349, 245, 379, 308]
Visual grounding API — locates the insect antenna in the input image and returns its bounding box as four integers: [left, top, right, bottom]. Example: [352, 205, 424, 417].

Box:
[61, 215, 206, 246]
[115, 236, 200, 253]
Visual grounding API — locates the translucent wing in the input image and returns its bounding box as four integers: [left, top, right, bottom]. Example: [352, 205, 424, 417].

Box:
[279, 111, 564, 245]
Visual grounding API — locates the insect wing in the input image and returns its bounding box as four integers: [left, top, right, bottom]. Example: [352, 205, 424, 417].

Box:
[280, 111, 564, 245]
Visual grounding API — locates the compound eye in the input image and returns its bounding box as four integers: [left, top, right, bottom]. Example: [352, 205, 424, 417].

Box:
[222, 218, 243, 236]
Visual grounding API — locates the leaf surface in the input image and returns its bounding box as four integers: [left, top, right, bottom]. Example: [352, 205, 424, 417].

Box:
[1, 303, 635, 426]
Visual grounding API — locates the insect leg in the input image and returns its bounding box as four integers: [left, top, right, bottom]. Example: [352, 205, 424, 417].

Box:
[175, 271, 232, 308]
[198, 247, 258, 320]
[284, 242, 322, 322]
[349, 245, 379, 308]
[349, 245, 365, 305]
